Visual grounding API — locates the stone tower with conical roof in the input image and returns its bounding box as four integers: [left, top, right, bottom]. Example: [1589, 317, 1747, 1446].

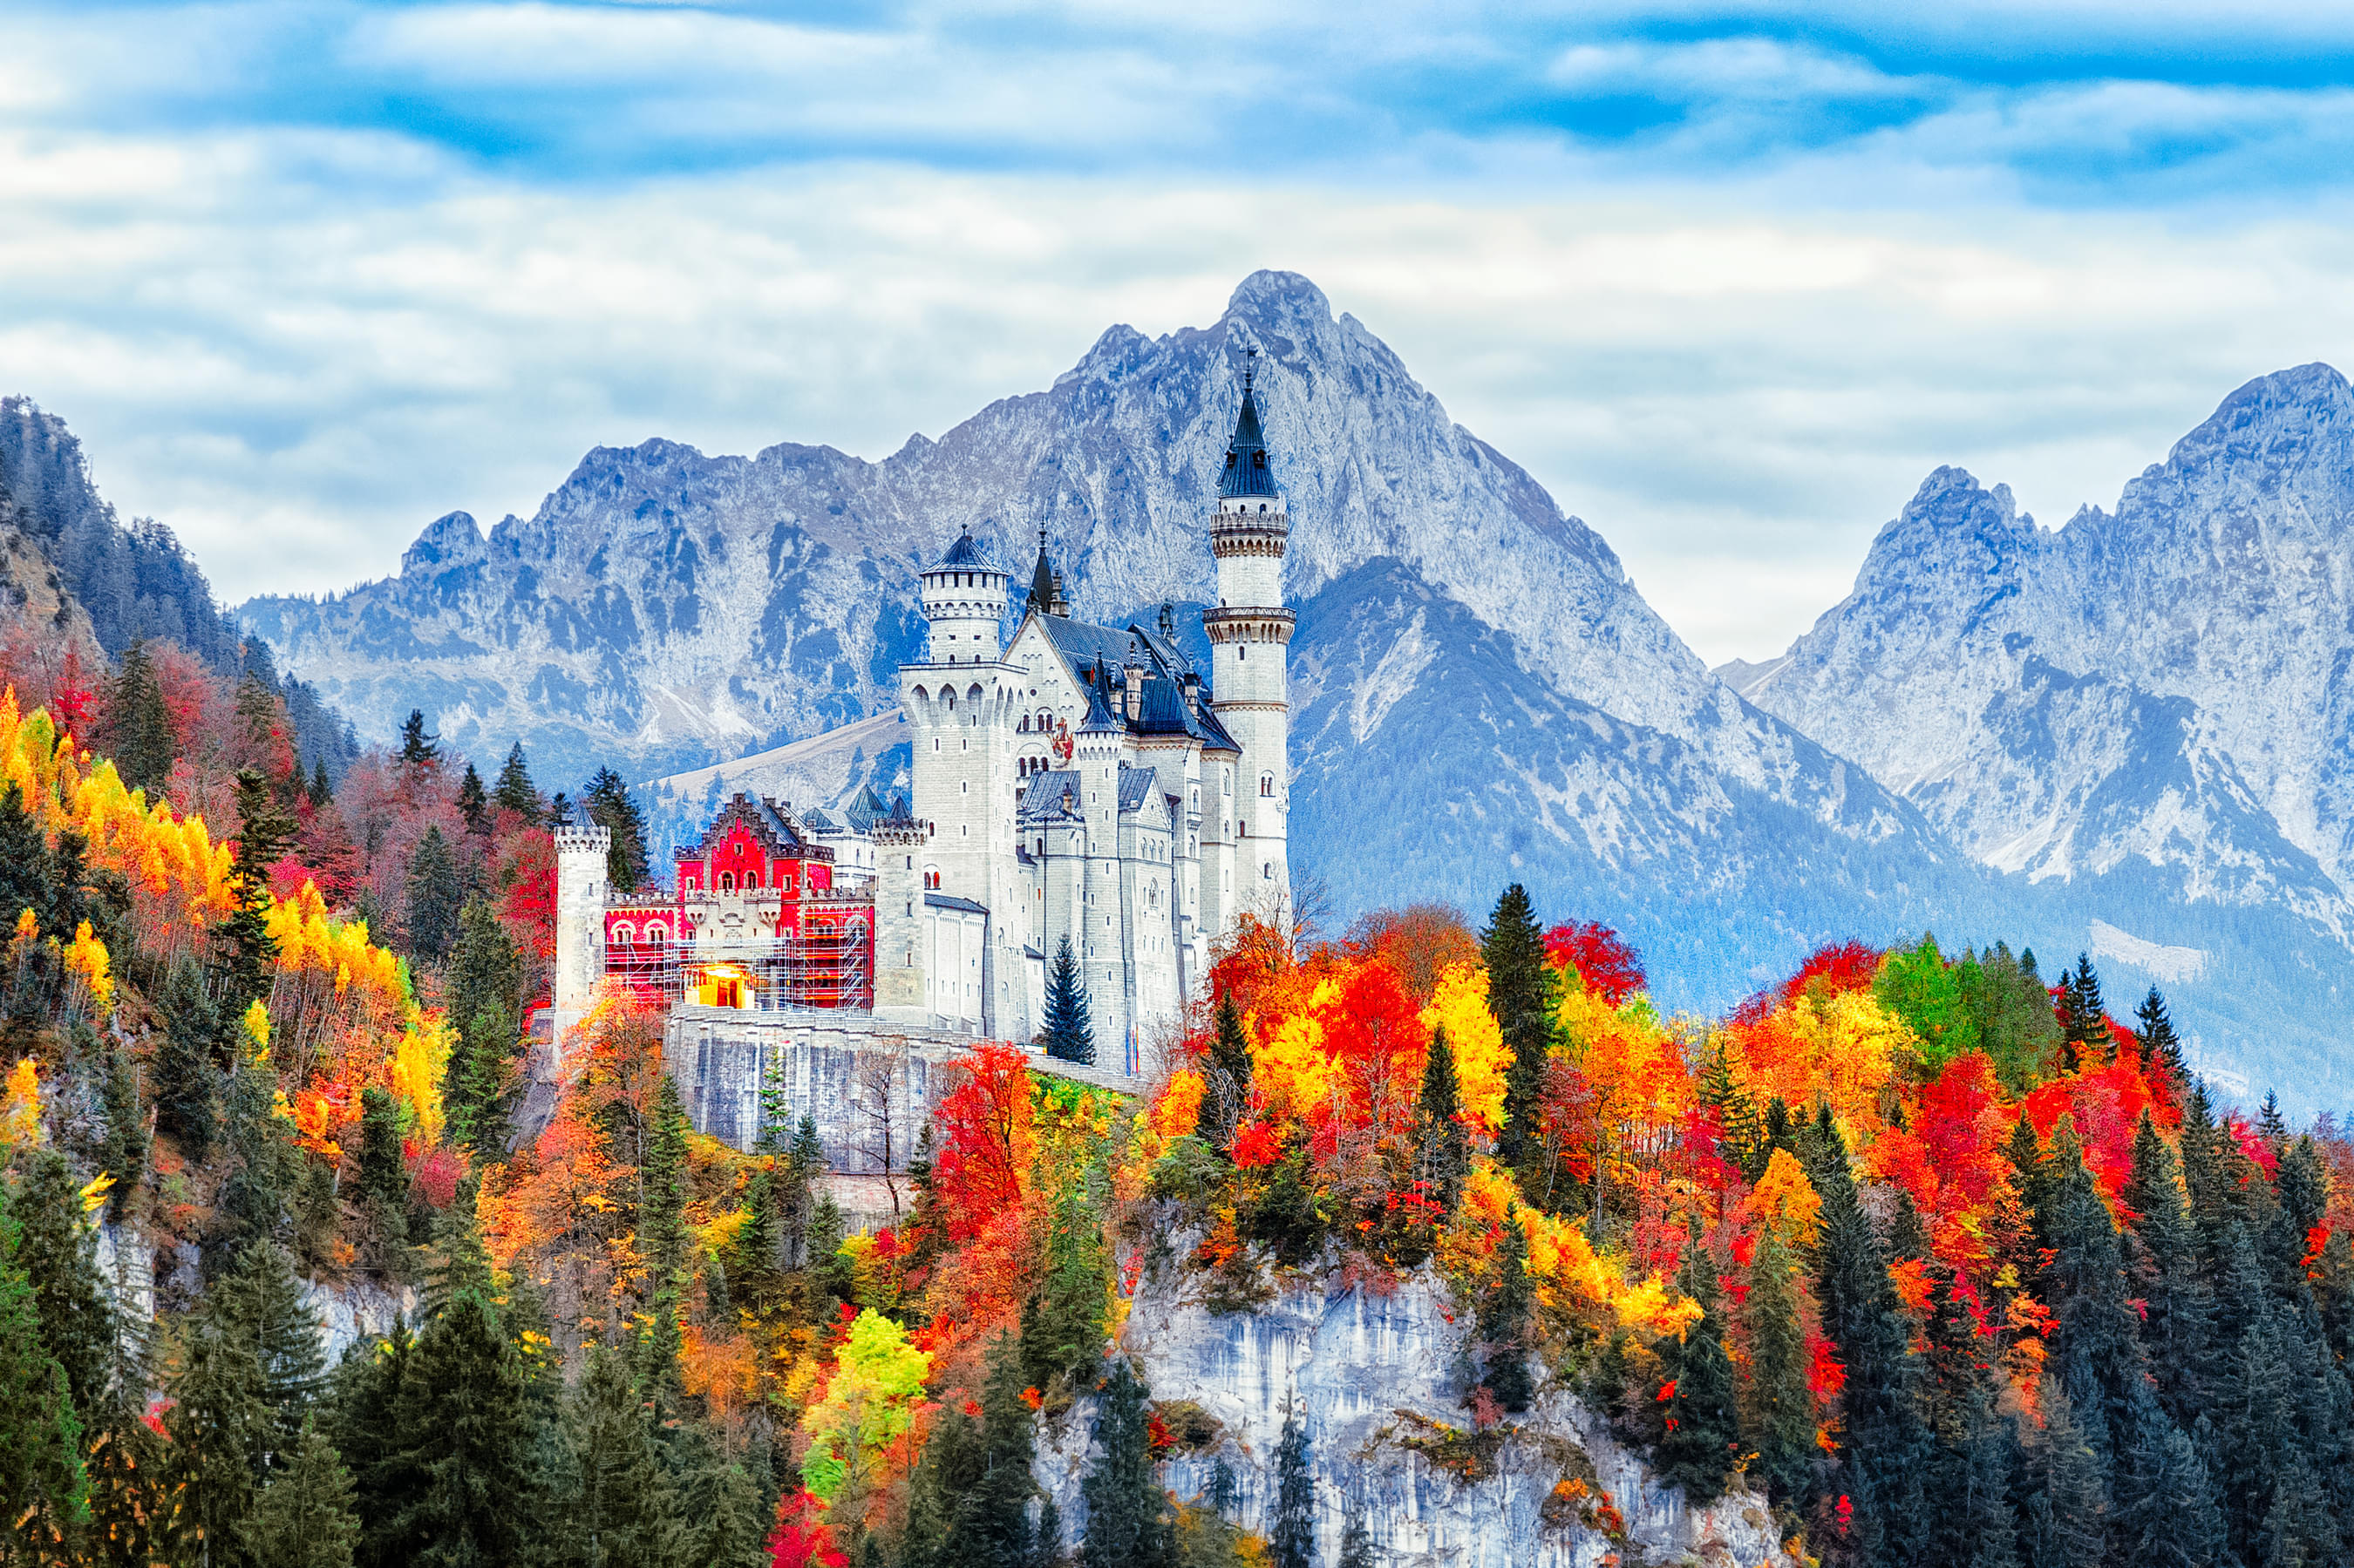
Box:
[1205, 359, 1294, 927]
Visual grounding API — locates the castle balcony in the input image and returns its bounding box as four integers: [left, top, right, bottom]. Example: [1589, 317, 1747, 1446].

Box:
[1208, 514, 1289, 560]
[1201, 606, 1296, 645]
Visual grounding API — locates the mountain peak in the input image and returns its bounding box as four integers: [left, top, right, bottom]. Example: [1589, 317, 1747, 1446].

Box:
[400, 510, 486, 575]
[1222, 269, 1333, 328]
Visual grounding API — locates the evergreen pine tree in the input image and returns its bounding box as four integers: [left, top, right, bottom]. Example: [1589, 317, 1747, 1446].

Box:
[956, 1333, 1040, 1568]
[1940, 1383, 2020, 1568]
[218, 1241, 327, 1469]
[0, 782, 54, 935]
[217, 1039, 300, 1260]
[1269, 1402, 1315, 1568]
[1335, 1497, 1374, 1568]
[1808, 1122, 1932, 1564]
[309, 757, 333, 808]
[2108, 1382, 2226, 1568]
[442, 897, 521, 1145]
[1738, 1221, 1814, 1506]
[1079, 1361, 1172, 1568]
[240, 1420, 360, 1568]
[2039, 1122, 2145, 1465]
[454, 764, 488, 834]
[582, 767, 651, 892]
[636, 1074, 692, 1388]
[1481, 884, 1555, 1170]
[2058, 954, 2110, 1070]
[360, 1292, 543, 1567]
[564, 1345, 680, 1568]
[214, 768, 291, 1010]
[2013, 1378, 2107, 1568]
[97, 1045, 146, 1223]
[396, 709, 439, 772]
[1474, 1206, 1535, 1412]
[165, 1295, 270, 1565]
[404, 826, 463, 964]
[1021, 1184, 1108, 1394]
[492, 743, 541, 823]
[1414, 1024, 1468, 1207]
[901, 1382, 980, 1568]
[10, 1146, 114, 1421]
[1697, 1038, 1767, 1181]
[1654, 1234, 1741, 1504]
[1204, 990, 1252, 1149]
[2119, 1112, 2213, 1426]
[2133, 987, 2185, 1089]
[1041, 936, 1095, 1066]
[0, 1182, 86, 1562]
[154, 958, 222, 1161]
[110, 638, 176, 795]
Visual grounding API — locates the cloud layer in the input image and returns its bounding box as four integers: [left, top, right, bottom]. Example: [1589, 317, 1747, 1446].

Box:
[6, 2, 2354, 663]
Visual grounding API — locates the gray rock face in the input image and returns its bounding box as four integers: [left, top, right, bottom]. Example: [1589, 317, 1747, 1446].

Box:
[1735, 365, 2354, 1100]
[1038, 1261, 1788, 1567]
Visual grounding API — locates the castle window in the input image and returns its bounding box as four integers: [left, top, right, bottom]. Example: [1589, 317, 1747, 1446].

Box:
[613, 926, 633, 946]
[745, 869, 762, 888]
[648, 925, 667, 946]
[1262, 862, 1273, 879]
[720, 872, 736, 892]
[1260, 773, 1274, 798]
[924, 870, 941, 889]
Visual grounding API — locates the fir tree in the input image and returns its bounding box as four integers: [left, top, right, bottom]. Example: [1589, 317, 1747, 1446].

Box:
[1654, 1234, 1741, 1504]
[2039, 1122, 2145, 1464]
[165, 1293, 270, 1565]
[901, 1380, 980, 1568]
[2013, 1379, 2107, 1568]
[1962, 941, 2062, 1092]
[214, 768, 291, 1010]
[0, 782, 54, 935]
[404, 826, 463, 964]
[154, 959, 222, 1161]
[564, 1346, 680, 1568]
[1021, 1184, 1108, 1393]
[1738, 1221, 1813, 1505]
[582, 767, 651, 892]
[1481, 884, 1555, 1170]
[1939, 1383, 2020, 1568]
[1807, 1122, 1932, 1564]
[218, 1241, 327, 1469]
[2108, 1383, 2226, 1568]
[241, 1420, 360, 1568]
[2133, 986, 2185, 1090]
[1204, 990, 1252, 1149]
[309, 757, 334, 808]
[10, 1146, 114, 1422]
[217, 1041, 300, 1260]
[1414, 1024, 1468, 1207]
[1041, 936, 1095, 1066]
[492, 743, 541, 823]
[110, 638, 175, 795]
[636, 1075, 692, 1388]
[1079, 1361, 1172, 1568]
[1697, 1038, 1766, 1181]
[1475, 1206, 1535, 1412]
[2058, 954, 2110, 1070]
[448, 997, 519, 1160]
[98, 1043, 146, 1224]
[1269, 1402, 1314, 1568]
[443, 898, 521, 1143]
[957, 1333, 1040, 1568]
[396, 709, 439, 772]
[454, 764, 488, 834]
[0, 1180, 86, 1562]
[1334, 1497, 1374, 1568]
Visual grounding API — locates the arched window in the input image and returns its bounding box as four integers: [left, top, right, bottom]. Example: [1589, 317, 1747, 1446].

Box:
[612, 925, 634, 946]
[1260, 773, 1274, 798]
[745, 868, 762, 889]
[719, 872, 736, 893]
[647, 924, 668, 946]
[1262, 862, 1273, 879]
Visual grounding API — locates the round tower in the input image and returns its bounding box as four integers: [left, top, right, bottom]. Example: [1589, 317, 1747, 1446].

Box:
[922, 526, 1010, 663]
[1204, 361, 1294, 918]
[554, 823, 613, 1031]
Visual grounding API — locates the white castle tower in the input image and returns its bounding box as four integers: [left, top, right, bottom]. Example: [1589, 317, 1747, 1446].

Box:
[1205, 358, 1294, 923]
[553, 822, 612, 1034]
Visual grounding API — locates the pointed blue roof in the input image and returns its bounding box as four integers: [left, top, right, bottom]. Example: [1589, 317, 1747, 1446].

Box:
[1218, 377, 1280, 499]
[1078, 664, 1121, 733]
[933, 526, 1000, 572]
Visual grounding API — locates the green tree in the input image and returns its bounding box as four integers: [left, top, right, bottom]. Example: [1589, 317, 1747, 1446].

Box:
[405, 826, 463, 964]
[1474, 1206, 1534, 1412]
[2108, 1383, 2225, 1568]
[97, 1046, 146, 1223]
[1738, 1222, 1813, 1505]
[10, 1147, 114, 1422]
[2119, 1112, 2212, 1427]
[110, 638, 176, 795]
[2133, 987, 2185, 1090]
[218, 1241, 327, 1468]
[241, 1420, 361, 1568]
[2038, 1123, 2145, 1465]
[1653, 1237, 1741, 1504]
[492, 743, 541, 823]
[1414, 1024, 1469, 1206]
[959, 1333, 1040, 1568]
[1481, 884, 1555, 1171]
[1080, 1361, 1172, 1568]
[0, 1178, 86, 1562]
[396, 710, 440, 772]
[2013, 1380, 2107, 1568]
[2058, 954, 2110, 1071]
[1807, 1122, 1932, 1563]
[564, 1346, 680, 1568]
[217, 1039, 300, 1262]
[1872, 933, 1978, 1069]
[582, 767, 650, 892]
[309, 757, 334, 809]
[1957, 942, 2060, 1092]
[443, 898, 522, 1150]
[1268, 1403, 1314, 1568]
[1022, 1184, 1108, 1394]
[636, 1075, 692, 1389]
[165, 1293, 270, 1565]
[1203, 991, 1252, 1150]
[1041, 936, 1095, 1066]
[0, 781, 55, 934]
[154, 958, 223, 1161]
[214, 768, 291, 1012]
[455, 764, 489, 835]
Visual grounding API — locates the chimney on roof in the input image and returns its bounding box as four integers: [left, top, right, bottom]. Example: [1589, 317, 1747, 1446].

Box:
[1124, 665, 1143, 722]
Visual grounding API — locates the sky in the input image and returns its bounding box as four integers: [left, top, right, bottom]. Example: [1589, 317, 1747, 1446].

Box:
[9, 3, 2354, 665]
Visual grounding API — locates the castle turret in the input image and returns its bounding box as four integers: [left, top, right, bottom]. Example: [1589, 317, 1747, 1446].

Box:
[1205, 360, 1294, 921]
[554, 823, 613, 1040]
[871, 805, 929, 1026]
[922, 526, 1010, 662]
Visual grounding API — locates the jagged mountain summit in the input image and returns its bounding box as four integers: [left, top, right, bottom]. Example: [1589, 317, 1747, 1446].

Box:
[1731, 364, 2354, 1103]
[241, 271, 2004, 1015]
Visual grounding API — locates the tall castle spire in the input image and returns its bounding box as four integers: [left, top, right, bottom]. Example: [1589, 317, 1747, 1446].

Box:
[1219, 351, 1280, 499]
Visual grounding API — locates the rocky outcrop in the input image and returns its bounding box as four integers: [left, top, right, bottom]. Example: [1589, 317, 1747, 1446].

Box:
[1038, 1263, 1790, 1568]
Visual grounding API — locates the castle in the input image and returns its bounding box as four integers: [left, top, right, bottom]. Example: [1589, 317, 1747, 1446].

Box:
[554, 370, 1293, 1064]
